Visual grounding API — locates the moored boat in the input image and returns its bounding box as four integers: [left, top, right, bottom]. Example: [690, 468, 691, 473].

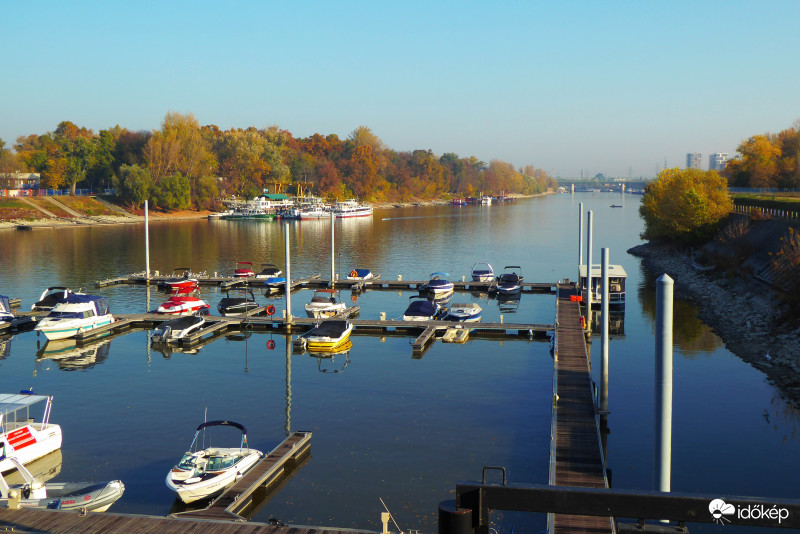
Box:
[346, 268, 374, 281]
[470, 262, 494, 282]
[444, 302, 483, 322]
[402, 296, 442, 321]
[332, 199, 373, 218]
[579, 263, 627, 307]
[156, 290, 210, 316]
[0, 296, 13, 323]
[304, 289, 346, 318]
[303, 319, 353, 351]
[34, 295, 114, 341]
[217, 289, 260, 316]
[495, 266, 523, 296]
[233, 261, 255, 278]
[151, 314, 206, 343]
[31, 287, 77, 312]
[0, 391, 62, 475]
[161, 268, 199, 293]
[255, 263, 283, 279]
[420, 272, 454, 297]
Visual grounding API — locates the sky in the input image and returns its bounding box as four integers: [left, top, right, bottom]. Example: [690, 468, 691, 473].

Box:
[2, 1, 799, 178]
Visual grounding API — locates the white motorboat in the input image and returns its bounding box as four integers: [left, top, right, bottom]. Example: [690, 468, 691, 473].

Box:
[402, 297, 442, 321]
[156, 290, 210, 316]
[0, 391, 62, 475]
[303, 319, 353, 351]
[31, 287, 78, 311]
[579, 263, 628, 307]
[495, 266, 523, 296]
[151, 315, 206, 344]
[346, 268, 374, 281]
[166, 420, 263, 504]
[0, 296, 13, 323]
[304, 289, 346, 318]
[470, 262, 494, 283]
[34, 295, 114, 341]
[444, 302, 483, 322]
[0, 453, 124, 512]
[420, 272, 454, 297]
[255, 263, 282, 279]
[481, 195, 492, 205]
[332, 199, 373, 218]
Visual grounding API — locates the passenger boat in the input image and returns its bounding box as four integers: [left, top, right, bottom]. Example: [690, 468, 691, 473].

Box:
[263, 276, 287, 293]
[346, 268, 374, 281]
[34, 295, 114, 341]
[255, 263, 282, 279]
[332, 199, 373, 218]
[0, 454, 124, 512]
[165, 420, 263, 504]
[222, 197, 279, 220]
[444, 302, 483, 322]
[420, 272, 454, 297]
[470, 262, 494, 282]
[496, 266, 523, 296]
[217, 289, 260, 316]
[0, 296, 13, 323]
[304, 289, 346, 318]
[303, 320, 353, 351]
[402, 296, 442, 321]
[156, 290, 210, 316]
[0, 391, 62, 475]
[151, 314, 206, 343]
[233, 261, 255, 278]
[31, 287, 77, 311]
[579, 263, 628, 307]
[161, 268, 199, 292]
[292, 196, 329, 220]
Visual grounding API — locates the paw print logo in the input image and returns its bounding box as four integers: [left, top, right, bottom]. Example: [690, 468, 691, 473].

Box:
[709, 499, 735, 525]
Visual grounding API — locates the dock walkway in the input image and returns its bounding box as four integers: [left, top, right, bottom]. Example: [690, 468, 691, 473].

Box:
[550, 283, 612, 534]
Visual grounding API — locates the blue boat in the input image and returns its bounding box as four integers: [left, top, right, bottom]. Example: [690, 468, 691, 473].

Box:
[496, 266, 523, 296]
[402, 296, 442, 321]
[264, 276, 287, 293]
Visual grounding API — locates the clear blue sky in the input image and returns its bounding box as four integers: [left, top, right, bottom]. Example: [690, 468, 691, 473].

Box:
[2, 1, 799, 178]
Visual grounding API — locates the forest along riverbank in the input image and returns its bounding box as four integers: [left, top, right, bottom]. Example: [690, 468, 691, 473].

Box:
[629, 242, 800, 408]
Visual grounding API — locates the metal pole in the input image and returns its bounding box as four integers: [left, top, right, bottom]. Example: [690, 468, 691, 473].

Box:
[585, 210, 593, 321]
[144, 200, 150, 280]
[655, 274, 674, 494]
[600, 248, 609, 414]
[285, 334, 292, 436]
[284, 223, 292, 324]
[577, 202, 584, 285]
[330, 211, 335, 284]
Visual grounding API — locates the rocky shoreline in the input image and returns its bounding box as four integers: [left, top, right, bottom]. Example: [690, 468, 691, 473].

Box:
[628, 242, 800, 407]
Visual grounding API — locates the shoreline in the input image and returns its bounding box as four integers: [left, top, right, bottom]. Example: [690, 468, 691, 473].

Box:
[628, 242, 800, 408]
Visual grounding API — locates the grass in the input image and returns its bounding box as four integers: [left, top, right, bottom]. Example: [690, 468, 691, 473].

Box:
[732, 194, 800, 210]
[0, 198, 45, 221]
[57, 196, 118, 216]
[26, 197, 74, 218]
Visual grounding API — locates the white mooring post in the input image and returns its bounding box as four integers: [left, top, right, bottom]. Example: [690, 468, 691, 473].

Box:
[284, 223, 292, 324]
[144, 200, 150, 280]
[577, 202, 584, 284]
[330, 211, 335, 284]
[600, 248, 610, 414]
[655, 274, 674, 495]
[585, 210, 593, 322]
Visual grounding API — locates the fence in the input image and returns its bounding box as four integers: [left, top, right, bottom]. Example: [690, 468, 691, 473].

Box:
[733, 203, 800, 220]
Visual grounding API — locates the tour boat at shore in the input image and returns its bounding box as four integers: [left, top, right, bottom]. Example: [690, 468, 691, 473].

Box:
[0, 392, 62, 475]
[34, 295, 114, 341]
[332, 199, 373, 218]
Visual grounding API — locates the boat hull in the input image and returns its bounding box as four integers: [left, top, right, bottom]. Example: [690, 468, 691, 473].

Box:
[35, 316, 114, 341]
[0, 480, 125, 512]
[166, 450, 262, 503]
[0, 425, 63, 475]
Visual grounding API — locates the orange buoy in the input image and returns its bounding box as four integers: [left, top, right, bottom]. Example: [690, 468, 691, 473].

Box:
[266, 305, 276, 316]
[266, 339, 276, 350]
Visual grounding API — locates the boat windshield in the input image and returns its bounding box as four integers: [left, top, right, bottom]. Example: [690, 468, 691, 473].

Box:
[311, 295, 334, 303]
[47, 310, 92, 319]
[205, 454, 238, 471]
[177, 452, 200, 470]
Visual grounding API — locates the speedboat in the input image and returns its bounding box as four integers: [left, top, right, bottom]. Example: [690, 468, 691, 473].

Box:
[421, 272, 454, 297]
[304, 289, 346, 318]
[156, 290, 210, 316]
[402, 296, 442, 321]
[264, 276, 287, 293]
[0, 454, 124, 512]
[161, 268, 199, 292]
[0, 296, 13, 323]
[165, 420, 263, 504]
[34, 294, 114, 341]
[496, 266, 523, 296]
[233, 261, 255, 278]
[346, 268, 374, 281]
[255, 263, 282, 279]
[0, 391, 62, 475]
[151, 314, 206, 343]
[31, 287, 77, 311]
[217, 289, 260, 316]
[303, 320, 353, 351]
[471, 262, 494, 283]
[444, 302, 483, 322]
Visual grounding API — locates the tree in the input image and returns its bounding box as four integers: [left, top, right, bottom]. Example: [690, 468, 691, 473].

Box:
[0, 139, 20, 175]
[640, 168, 733, 243]
[118, 164, 153, 208]
[151, 172, 191, 210]
[348, 126, 385, 152]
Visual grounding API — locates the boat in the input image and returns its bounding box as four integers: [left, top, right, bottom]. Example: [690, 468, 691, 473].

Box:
[222, 196, 279, 220]
[165, 420, 263, 504]
[151, 314, 206, 343]
[0, 391, 62, 475]
[444, 302, 483, 322]
[255, 263, 283, 279]
[293, 196, 329, 220]
[0, 453, 124, 512]
[263, 276, 287, 293]
[470, 262, 494, 282]
[451, 198, 467, 206]
[156, 289, 210, 316]
[0, 296, 13, 323]
[495, 266, 523, 296]
[233, 261, 255, 278]
[610, 204, 623, 208]
[31, 287, 77, 311]
[34, 295, 114, 341]
[161, 268, 199, 293]
[217, 289, 260, 316]
[303, 319, 353, 351]
[420, 272, 454, 297]
[579, 263, 628, 307]
[481, 195, 492, 205]
[304, 289, 346, 318]
[402, 296, 442, 321]
[346, 268, 374, 281]
[332, 199, 373, 218]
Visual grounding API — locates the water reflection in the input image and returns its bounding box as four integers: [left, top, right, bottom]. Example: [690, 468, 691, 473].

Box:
[0, 335, 11, 360]
[3, 449, 62, 485]
[36, 337, 111, 370]
[590, 309, 625, 337]
[308, 340, 352, 374]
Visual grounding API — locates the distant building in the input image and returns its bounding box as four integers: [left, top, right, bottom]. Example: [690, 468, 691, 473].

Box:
[709, 153, 728, 171]
[0, 172, 40, 190]
[686, 153, 702, 169]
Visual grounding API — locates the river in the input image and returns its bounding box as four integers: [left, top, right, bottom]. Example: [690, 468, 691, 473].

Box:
[0, 193, 797, 533]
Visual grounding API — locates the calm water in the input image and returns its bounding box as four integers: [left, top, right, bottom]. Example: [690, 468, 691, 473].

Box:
[1, 194, 797, 533]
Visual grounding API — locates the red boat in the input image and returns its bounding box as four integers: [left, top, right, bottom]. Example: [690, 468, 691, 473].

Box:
[233, 261, 255, 278]
[162, 267, 199, 292]
[156, 289, 210, 316]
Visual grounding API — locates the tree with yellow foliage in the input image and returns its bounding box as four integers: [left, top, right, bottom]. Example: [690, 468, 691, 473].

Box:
[640, 168, 733, 243]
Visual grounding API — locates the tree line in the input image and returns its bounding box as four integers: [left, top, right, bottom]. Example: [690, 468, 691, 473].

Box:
[723, 120, 800, 188]
[1, 112, 557, 210]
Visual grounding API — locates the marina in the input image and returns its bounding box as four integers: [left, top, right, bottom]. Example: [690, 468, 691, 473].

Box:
[1, 196, 798, 533]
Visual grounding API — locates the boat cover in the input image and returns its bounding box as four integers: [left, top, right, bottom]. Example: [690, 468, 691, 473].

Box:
[196, 420, 246, 434]
[53, 294, 109, 314]
[352, 269, 371, 277]
[405, 300, 437, 316]
[159, 315, 204, 330]
[0, 392, 50, 418]
[0, 296, 10, 315]
[308, 320, 350, 337]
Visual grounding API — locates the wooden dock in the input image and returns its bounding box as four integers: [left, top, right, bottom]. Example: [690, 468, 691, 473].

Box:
[549, 283, 612, 534]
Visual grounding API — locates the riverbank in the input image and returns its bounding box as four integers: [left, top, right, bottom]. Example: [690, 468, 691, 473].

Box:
[628, 242, 800, 407]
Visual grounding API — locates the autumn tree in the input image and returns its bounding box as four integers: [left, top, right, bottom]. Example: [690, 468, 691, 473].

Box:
[640, 168, 733, 244]
[118, 164, 153, 208]
[0, 139, 20, 175]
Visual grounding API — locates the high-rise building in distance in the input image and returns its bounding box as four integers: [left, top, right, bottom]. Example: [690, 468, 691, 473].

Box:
[686, 153, 702, 169]
[709, 153, 729, 171]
